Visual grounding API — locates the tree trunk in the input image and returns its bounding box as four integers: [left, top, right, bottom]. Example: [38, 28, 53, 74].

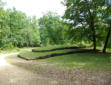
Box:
[90, 17, 96, 51]
[103, 23, 111, 53]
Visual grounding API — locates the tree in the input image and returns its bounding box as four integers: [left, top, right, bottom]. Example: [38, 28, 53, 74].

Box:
[39, 12, 69, 45]
[0, 7, 41, 48]
[102, 4, 111, 53]
[63, 0, 101, 51]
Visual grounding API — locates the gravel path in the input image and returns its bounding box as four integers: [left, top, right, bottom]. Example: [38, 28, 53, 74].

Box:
[0, 53, 58, 85]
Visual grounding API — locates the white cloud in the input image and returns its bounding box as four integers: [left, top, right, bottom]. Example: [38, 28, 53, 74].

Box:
[4, 0, 66, 18]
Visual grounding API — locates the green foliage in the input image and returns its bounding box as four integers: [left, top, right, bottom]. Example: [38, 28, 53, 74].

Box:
[63, 0, 111, 50]
[0, 0, 111, 52]
[39, 12, 70, 45]
[0, 7, 41, 49]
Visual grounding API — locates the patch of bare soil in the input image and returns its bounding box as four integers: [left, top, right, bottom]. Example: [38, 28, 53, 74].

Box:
[7, 55, 111, 85]
[0, 54, 60, 85]
[0, 66, 60, 85]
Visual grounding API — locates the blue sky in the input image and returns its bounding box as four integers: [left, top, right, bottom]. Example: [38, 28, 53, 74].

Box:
[4, 0, 66, 18]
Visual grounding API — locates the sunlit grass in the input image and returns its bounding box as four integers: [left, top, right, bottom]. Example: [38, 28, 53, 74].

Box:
[33, 45, 75, 50]
[96, 47, 111, 53]
[107, 48, 111, 53]
[20, 49, 73, 59]
[19, 45, 111, 72]
[41, 53, 111, 71]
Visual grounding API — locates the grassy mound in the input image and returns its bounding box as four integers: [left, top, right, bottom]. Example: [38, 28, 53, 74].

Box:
[19, 49, 73, 59]
[32, 46, 79, 52]
[18, 45, 111, 71]
[32, 45, 76, 51]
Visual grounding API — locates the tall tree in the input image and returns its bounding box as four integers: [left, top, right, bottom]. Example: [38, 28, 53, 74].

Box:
[63, 0, 101, 51]
[102, 5, 111, 53]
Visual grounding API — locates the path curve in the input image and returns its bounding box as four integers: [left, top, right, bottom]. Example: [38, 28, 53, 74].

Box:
[0, 53, 19, 67]
[0, 53, 58, 85]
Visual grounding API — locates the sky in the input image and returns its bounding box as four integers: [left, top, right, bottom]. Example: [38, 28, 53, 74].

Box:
[3, 0, 66, 19]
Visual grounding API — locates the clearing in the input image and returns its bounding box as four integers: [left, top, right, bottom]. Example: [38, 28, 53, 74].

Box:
[0, 45, 111, 85]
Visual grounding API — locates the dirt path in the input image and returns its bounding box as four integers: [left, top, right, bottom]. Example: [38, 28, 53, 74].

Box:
[0, 53, 58, 85]
[0, 53, 111, 85]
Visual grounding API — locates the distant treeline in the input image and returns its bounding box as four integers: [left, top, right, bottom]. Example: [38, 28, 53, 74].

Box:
[0, 0, 111, 53]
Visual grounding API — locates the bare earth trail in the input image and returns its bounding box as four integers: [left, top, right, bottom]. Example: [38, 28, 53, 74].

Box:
[0, 52, 111, 85]
[0, 53, 58, 85]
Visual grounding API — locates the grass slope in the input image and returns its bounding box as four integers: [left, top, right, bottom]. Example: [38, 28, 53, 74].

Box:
[19, 45, 111, 71]
[20, 49, 73, 59]
[42, 53, 111, 71]
[33, 45, 75, 50]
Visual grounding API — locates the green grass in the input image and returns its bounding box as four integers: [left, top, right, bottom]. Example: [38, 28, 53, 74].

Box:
[0, 47, 20, 53]
[20, 49, 73, 59]
[20, 50, 111, 71]
[20, 45, 76, 59]
[107, 48, 111, 53]
[33, 45, 75, 50]
[19, 45, 111, 72]
[0, 47, 35, 54]
[41, 53, 111, 71]
[96, 47, 111, 53]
